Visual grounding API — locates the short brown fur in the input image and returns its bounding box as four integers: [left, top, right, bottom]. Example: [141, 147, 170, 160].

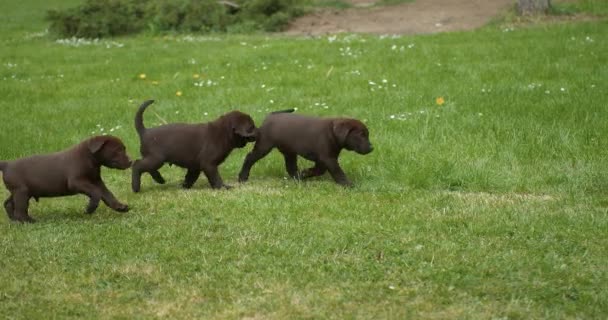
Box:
[0, 135, 132, 223]
[238, 113, 373, 186]
[131, 100, 257, 192]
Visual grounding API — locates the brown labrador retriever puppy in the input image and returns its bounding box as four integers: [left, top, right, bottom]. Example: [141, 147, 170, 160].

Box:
[131, 100, 257, 192]
[0, 135, 132, 223]
[238, 113, 373, 187]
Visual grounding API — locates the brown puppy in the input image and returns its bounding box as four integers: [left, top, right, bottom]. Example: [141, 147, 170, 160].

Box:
[0, 135, 132, 223]
[131, 100, 256, 192]
[238, 113, 373, 187]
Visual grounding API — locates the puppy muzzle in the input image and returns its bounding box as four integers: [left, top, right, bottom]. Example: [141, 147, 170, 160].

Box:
[116, 159, 133, 169]
[359, 144, 373, 155]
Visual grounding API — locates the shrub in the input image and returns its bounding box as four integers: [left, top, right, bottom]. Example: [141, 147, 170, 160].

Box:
[46, 0, 304, 38]
[47, 0, 150, 38]
[242, 0, 302, 31]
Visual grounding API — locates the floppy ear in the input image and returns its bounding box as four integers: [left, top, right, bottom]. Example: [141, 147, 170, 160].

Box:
[234, 125, 255, 138]
[231, 115, 256, 138]
[332, 119, 353, 146]
[87, 137, 108, 154]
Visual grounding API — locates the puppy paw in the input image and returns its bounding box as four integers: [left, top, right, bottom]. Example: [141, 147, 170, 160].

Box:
[339, 181, 354, 188]
[85, 205, 98, 214]
[152, 176, 166, 184]
[301, 167, 325, 179]
[14, 215, 36, 223]
[299, 170, 313, 179]
[115, 204, 130, 213]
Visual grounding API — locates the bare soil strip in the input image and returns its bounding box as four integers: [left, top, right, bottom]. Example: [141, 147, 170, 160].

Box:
[285, 0, 515, 35]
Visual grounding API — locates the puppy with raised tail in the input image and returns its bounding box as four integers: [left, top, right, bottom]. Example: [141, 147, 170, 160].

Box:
[238, 112, 373, 187]
[0, 135, 132, 223]
[131, 100, 257, 192]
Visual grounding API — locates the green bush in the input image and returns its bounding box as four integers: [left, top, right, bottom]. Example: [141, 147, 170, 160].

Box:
[242, 0, 302, 31]
[46, 0, 303, 38]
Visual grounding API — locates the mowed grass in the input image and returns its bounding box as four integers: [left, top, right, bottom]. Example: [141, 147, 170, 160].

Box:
[1, 0, 608, 318]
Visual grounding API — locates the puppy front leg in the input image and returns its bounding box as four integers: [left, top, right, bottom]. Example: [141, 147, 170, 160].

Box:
[283, 153, 299, 179]
[182, 169, 201, 189]
[85, 193, 101, 214]
[98, 181, 129, 212]
[202, 164, 231, 189]
[69, 180, 103, 214]
[320, 157, 353, 187]
[131, 160, 144, 193]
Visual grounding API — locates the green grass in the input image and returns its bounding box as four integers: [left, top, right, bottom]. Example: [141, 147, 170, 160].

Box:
[376, 0, 414, 6]
[551, 0, 608, 16]
[1, 0, 608, 319]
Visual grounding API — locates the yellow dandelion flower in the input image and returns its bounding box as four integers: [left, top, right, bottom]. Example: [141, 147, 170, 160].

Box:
[193, 74, 200, 79]
[139, 73, 147, 80]
[176, 90, 183, 97]
[436, 97, 445, 105]
[151, 81, 159, 85]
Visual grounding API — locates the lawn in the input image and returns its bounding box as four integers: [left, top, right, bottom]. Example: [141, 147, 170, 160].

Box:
[1, 0, 607, 319]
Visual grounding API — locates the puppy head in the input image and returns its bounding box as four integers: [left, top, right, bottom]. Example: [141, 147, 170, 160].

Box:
[88, 136, 132, 169]
[332, 119, 373, 155]
[225, 111, 257, 148]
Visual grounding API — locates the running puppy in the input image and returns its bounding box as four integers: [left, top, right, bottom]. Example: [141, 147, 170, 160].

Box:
[131, 100, 256, 192]
[0, 136, 132, 223]
[238, 113, 373, 187]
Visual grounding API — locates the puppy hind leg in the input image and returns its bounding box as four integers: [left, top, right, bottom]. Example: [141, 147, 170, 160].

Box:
[3, 195, 15, 220]
[131, 157, 164, 192]
[182, 169, 201, 189]
[301, 162, 327, 179]
[238, 143, 273, 182]
[12, 191, 34, 223]
[149, 170, 166, 184]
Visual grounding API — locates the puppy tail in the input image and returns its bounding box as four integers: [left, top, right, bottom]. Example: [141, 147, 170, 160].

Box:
[0, 161, 6, 172]
[270, 108, 295, 114]
[135, 99, 155, 137]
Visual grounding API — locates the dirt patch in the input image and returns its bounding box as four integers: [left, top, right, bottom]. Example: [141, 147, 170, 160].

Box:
[285, 0, 515, 35]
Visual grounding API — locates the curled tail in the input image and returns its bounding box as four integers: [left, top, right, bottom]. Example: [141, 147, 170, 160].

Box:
[135, 100, 155, 137]
[0, 161, 6, 172]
